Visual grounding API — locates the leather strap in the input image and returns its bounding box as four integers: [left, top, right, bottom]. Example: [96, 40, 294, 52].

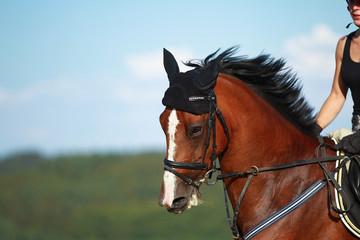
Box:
[317, 136, 351, 214]
[163, 165, 201, 188]
[217, 155, 343, 180]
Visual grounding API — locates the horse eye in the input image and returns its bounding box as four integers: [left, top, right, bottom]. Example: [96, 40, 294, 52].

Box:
[191, 126, 202, 136]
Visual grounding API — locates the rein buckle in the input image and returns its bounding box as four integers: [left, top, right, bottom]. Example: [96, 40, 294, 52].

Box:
[199, 169, 221, 186]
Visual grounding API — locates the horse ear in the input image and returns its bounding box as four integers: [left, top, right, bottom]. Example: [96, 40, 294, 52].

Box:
[195, 59, 219, 92]
[163, 48, 179, 83]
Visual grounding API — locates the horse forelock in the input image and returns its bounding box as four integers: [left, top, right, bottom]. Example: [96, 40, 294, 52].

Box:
[185, 47, 318, 137]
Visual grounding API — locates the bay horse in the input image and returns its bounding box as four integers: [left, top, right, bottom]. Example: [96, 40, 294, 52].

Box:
[158, 47, 357, 239]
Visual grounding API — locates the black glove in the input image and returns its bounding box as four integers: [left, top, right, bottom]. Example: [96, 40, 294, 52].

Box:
[336, 130, 360, 154]
[313, 123, 323, 136]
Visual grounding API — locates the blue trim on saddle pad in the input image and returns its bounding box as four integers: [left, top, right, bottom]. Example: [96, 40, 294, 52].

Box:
[243, 179, 327, 240]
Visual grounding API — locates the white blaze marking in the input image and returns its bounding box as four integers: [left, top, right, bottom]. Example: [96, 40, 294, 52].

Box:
[162, 109, 179, 207]
[167, 109, 179, 161]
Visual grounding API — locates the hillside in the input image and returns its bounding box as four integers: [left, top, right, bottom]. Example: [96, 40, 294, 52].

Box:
[0, 152, 232, 239]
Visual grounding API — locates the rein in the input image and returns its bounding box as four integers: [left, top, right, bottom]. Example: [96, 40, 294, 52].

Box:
[162, 90, 349, 240]
[219, 140, 350, 239]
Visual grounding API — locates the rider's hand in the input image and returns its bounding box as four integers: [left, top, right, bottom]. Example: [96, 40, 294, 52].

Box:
[336, 130, 360, 154]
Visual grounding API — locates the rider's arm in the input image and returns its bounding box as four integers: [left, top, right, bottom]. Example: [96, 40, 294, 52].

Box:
[316, 36, 349, 129]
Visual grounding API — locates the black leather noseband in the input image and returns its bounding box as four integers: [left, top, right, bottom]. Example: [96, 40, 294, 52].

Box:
[163, 158, 209, 170]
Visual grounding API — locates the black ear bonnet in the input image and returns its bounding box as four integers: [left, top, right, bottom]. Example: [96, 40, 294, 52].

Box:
[162, 49, 219, 115]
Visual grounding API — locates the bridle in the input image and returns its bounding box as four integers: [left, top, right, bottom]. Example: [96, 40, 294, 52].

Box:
[161, 89, 350, 240]
[163, 90, 230, 188]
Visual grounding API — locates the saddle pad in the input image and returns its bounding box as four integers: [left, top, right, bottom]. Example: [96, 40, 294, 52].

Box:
[328, 130, 360, 238]
[335, 155, 360, 238]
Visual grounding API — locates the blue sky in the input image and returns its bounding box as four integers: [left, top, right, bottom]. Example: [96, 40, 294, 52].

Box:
[0, 0, 357, 155]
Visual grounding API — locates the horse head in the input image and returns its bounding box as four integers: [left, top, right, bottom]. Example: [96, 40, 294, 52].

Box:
[158, 49, 229, 214]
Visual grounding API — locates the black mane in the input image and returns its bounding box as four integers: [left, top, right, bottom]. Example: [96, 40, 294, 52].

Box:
[185, 47, 318, 137]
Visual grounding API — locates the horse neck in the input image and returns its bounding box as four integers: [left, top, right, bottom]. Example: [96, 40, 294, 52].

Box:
[215, 73, 319, 169]
[214, 74, 332, 233]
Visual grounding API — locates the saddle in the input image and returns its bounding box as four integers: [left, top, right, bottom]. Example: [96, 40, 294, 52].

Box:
[329, 129, 360, 237]
[349, 157, 360, 203]
[336, 157, 360, 238]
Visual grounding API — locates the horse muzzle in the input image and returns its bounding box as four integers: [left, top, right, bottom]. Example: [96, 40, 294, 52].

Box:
[165, 196, 189, 214]
[159, 183, 201, 214]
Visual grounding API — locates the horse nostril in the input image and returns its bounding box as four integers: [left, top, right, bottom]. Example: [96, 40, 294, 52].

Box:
[171, 197, 188, 210]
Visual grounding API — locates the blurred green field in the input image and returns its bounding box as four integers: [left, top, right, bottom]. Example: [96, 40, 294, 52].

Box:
[0, 152, 232, 240]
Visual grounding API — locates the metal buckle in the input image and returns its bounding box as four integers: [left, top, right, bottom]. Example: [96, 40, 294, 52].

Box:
[250, 165, 259, 176]
[199, 169, 221, 186]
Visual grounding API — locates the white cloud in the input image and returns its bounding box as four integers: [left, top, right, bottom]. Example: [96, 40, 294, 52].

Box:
[0, 77, 84, 106]
[124, 47, 196, 80]
[0, 76, 131, 107]
[0, 87, 9, 104]
[281, 24, 353, 132]
[112, 82, 166, 104]
[284, 24, 340, 80]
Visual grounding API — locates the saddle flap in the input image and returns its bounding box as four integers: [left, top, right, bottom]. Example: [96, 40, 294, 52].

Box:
[349, 158, 360, 202]
[337, 157, 360, 237]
